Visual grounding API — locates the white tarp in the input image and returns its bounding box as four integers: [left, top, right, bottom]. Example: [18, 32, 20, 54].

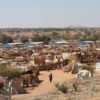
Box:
[62, 53, 71, 60]
[95, 62, 100, 72]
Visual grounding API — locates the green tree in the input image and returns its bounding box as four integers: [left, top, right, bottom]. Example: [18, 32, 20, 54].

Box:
[32, 34, 51, 44]
[0, 64, 22, 80]
[21, 36, 29, 43]
[50, 32, 61, 40]
[0, 34, 13, 43]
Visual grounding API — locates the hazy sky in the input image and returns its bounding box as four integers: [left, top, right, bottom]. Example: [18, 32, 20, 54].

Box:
[0, 0, 100, 28]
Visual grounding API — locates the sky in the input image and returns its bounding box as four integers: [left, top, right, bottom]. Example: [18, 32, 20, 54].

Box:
[0, 0, 100, 28]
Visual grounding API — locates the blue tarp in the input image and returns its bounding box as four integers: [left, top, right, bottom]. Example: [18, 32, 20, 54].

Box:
[80, 41, 93, 45]
[2, 43, 10, 47]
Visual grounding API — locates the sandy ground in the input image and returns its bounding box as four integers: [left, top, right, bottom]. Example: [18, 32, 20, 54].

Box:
[12, 70, 75, 100]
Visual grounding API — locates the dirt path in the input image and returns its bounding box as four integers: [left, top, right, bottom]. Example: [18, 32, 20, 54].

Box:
[12, 70, 75, 100]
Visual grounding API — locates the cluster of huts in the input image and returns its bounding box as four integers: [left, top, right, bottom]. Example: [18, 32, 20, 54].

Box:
[0, 40, 99, 95]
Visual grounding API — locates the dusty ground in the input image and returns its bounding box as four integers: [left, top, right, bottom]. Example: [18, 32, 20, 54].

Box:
[33, 73, 100, 100]
[12, 70, 75, 100]
[12, 70, 100, 100]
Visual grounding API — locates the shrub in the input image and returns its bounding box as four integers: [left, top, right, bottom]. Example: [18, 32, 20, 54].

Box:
[21, 36, 29, 43]
[56, 84, 68, 94]
[0, 64, 22, 80]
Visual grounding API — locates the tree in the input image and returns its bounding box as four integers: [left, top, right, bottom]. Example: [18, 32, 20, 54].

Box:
[50, 32, 61, 40]
[40, 35, 51, 44]
[0, 64, 22, 80]
[21, 36, 29, 43]
[87, 34, 100, 41]
[32, 34, 41, 41]
[84, 30, 91, 36]
[0, 34, 13, 43]
[32, 34, 51, 44]
[61, 34, 70, 40]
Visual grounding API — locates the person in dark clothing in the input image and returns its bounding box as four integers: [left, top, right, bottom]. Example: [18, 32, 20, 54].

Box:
[49, 73, 53, 83]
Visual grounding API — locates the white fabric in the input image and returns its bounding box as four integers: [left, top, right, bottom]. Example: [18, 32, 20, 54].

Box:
[45, 60, 53, 63]
[95, 62, 100, 72]
[77, 70, 91, 79]
[62, 53, 71, 60]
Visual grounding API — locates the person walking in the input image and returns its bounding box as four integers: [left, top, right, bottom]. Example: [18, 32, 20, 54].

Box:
[49, 73, 53, 83]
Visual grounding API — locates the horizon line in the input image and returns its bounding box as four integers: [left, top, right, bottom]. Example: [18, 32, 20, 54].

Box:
[0, 26, 100, 29]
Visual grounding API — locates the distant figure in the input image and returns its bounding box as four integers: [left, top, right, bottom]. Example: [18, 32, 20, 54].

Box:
[49, 73, 53, 83]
